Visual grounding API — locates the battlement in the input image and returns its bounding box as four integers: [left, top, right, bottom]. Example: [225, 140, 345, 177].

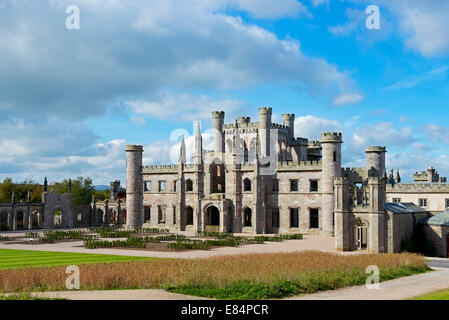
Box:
[126, 144, 143, 152]
[259, 107, 272, 115]
[223, 122, 258, 130]
[308, 140, 321, 148]
[387, 183, 449, 192]
[142, 164, 179, 173]
[277, 160, 322, 171]
[365, 146, 386, 153]
[238, 117, 250, 125]
[270, 123, 288, 130]
[321, 132, 342, 143]
[212, 111, 225, 118]
[290, 137, 308, 146]
[282, 113, 295, 120]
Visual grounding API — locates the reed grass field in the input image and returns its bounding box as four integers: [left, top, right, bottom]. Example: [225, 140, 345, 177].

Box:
[0, 251, 429, 299]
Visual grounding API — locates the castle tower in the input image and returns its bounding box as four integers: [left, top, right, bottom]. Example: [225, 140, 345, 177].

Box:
[212, 111, 225, 155]
[365, 146, 386, 177]
[282, 113, 295, 141]
[321, 132, 342, 235]
[125, 145, 144, 229]
[110, 180, 121, 200]
[259, 107, 272, 158]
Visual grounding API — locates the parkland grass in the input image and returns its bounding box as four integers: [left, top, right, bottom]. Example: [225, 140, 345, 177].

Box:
[0, 249, 152, 270]
[412, 288, 449, 300]
[0, 251, 429, 299]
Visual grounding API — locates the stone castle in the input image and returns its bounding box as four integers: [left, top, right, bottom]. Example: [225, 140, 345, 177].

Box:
[124, 108, 449, 256]
[2, 107, 449, 257]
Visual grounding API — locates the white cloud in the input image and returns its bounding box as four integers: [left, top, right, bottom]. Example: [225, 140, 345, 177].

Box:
[332, 93, 364, 106]
[351, 122, 415, 148]
[383, 66, 449, 91]
[130, 116, 147, 126]
[0, 0, 362, 120]
[349, 0, 449, 57]
[127, 93, 245, 122]
[294, 115, 342, 140]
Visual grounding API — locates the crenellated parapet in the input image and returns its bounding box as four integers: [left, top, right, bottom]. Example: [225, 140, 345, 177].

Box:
[321, 132, 343, 143]
[142, 164, 179, 174]
[290, 137, 308, 146]
[387, 183, 449, 192]
[277, 160, 322, 171]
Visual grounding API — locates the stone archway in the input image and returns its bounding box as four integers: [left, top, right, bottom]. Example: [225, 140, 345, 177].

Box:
[0, 211, 8, 231]
[205, 205, 220, 232]
[16, 211, 25, 230]
[353, 218, 368, 250]
[243, 207, 252, 227]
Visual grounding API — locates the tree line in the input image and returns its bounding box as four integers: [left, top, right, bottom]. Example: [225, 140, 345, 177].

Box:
[0, 177, 110, 205]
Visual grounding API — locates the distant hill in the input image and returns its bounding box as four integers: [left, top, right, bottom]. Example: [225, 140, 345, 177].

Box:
[94, 185, 110, 191]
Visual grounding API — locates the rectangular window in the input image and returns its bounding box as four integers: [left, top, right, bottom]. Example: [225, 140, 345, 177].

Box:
[144, 181, 151, 192]
[393, 198, 401, 204]
[272, 179, 279, 192]
[144, 206, 151, 222]
[309, 208, 319, 229]
[173, 206, 176, 224]
[290, 208, 299, 228]
[158, 206, 165, 224]
[158, 181, 165, 192]
[446, 199, 449, 209]
[310, 180, 318, 192]
[290, 179, 298, 192]
[173, 180, 177, 192]
[419, 198, 428, 207]
[272, 208, 280, 228]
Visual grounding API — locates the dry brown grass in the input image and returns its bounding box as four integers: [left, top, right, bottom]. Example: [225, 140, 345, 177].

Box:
[0, 251, 428, 298]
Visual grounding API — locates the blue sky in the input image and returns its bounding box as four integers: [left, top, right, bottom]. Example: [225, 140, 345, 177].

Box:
[0, 0, 448, 187]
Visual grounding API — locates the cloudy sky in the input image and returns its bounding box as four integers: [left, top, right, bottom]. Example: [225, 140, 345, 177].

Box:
[1, 0, 449, 186]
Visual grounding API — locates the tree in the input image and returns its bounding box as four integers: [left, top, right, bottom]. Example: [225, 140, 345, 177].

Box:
[54, 177, 95, 206]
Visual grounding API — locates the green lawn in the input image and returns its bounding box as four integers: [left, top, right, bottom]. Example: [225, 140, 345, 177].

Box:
[412, 288, 449, 300]
[0, 249, 152, 270]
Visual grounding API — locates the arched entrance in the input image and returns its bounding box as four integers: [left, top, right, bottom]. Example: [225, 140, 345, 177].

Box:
[0, 212, 8, 231]
[243, 207, 252, 227]
[205, 205, 220, 232]
[353, 219, 368, 250]
[54, 209, 62, 228]
[16, 211, 24, 230]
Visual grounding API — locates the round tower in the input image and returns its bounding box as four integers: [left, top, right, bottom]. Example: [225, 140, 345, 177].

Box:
[282, 113, 295, 141]
[365, 146, 386, 177]
[212, 111, 225, 154]
[259, 107, 272, 157]
[126, 144, 143, 229]
[321, 132, 343, 236]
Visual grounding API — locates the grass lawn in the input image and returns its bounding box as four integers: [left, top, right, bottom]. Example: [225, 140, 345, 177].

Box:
[0, 249, 152, 270]
[0, 251, 429, 299]
[412, 288, 449, 300]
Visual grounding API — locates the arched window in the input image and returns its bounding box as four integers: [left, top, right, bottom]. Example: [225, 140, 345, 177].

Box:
[243, 178, 251, 192]
[186, 206, 194, 225]
[54, 209, 62, 227]
[243, 208, 252, 227]
[186, 179, 193, 192]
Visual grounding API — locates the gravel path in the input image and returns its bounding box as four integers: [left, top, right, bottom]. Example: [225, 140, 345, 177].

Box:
[0, 234, 351, 259]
